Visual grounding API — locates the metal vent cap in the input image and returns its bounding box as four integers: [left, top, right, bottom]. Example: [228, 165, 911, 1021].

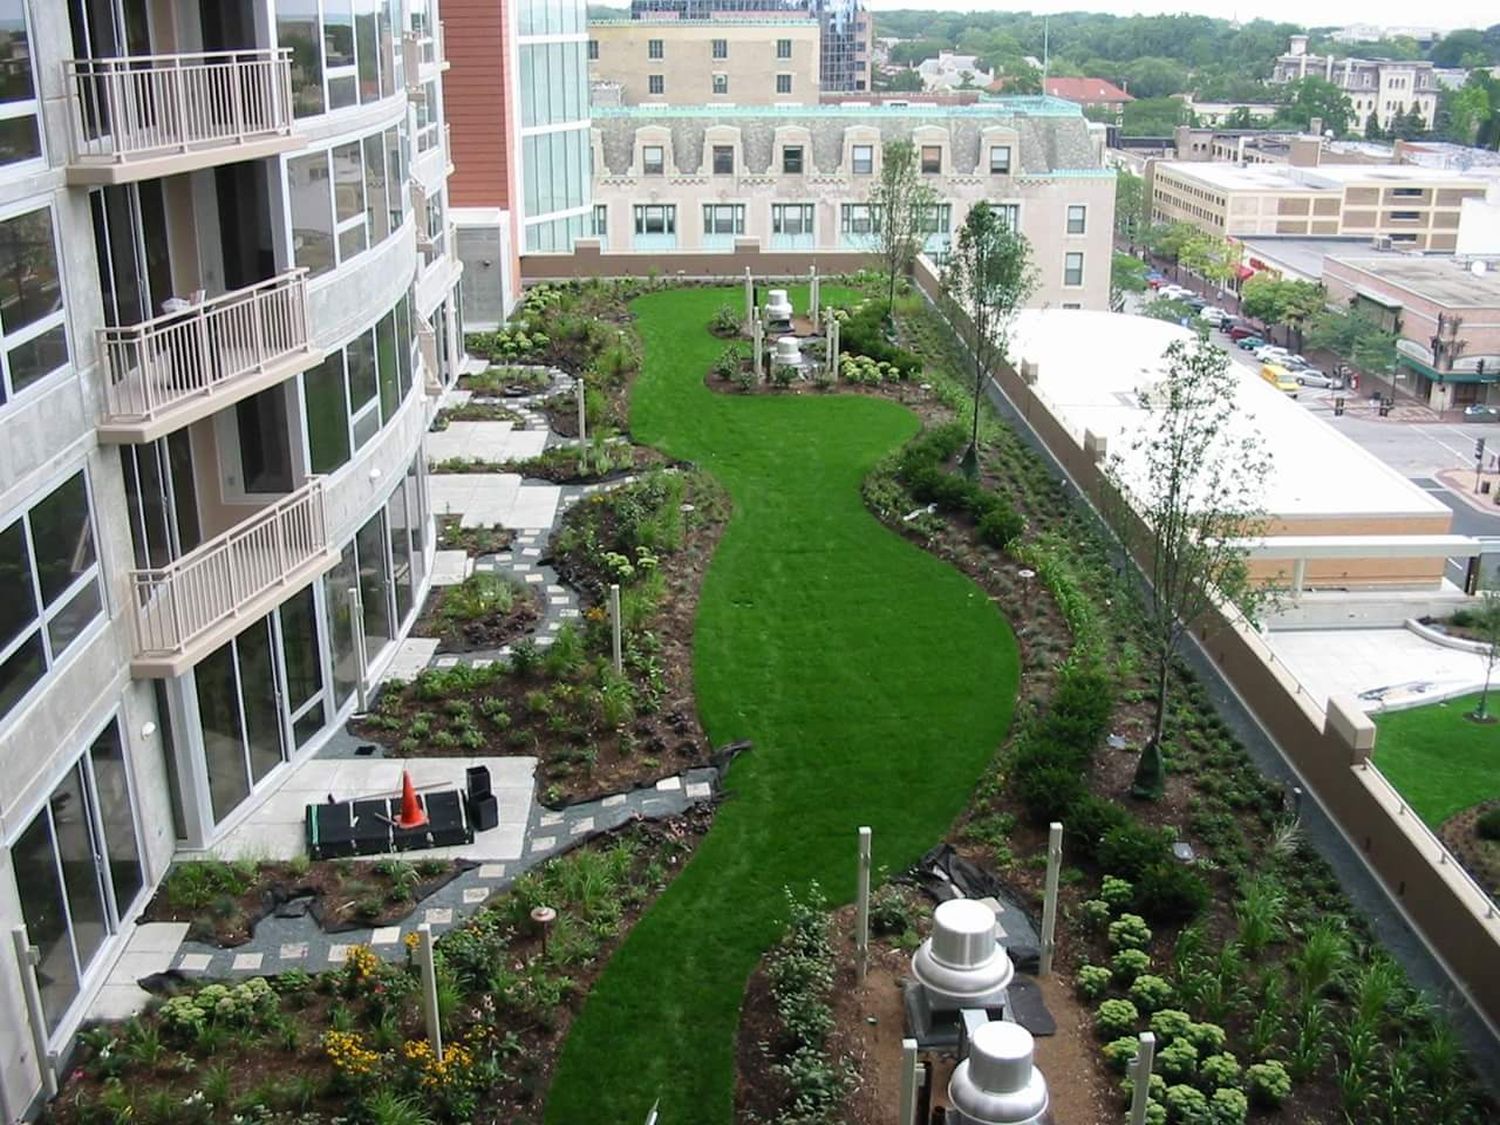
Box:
[910, 898, 1013, 1004]
[948, 1021, 1050, 1125]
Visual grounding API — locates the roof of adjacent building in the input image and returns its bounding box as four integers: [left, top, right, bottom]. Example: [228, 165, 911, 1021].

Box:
[1044, 77, 1133, 104]
[1154, 160, 1490, 193]
[1325, 256, 1500, 308]
[1237, 236, 1392, 282]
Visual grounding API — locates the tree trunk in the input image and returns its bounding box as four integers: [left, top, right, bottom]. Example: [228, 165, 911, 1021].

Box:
[1131, 654, 1170, 800]
[1477, 662, 1494, 721]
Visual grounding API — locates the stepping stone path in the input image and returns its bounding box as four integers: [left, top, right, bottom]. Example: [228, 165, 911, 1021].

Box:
[93, 364, 718, 1009]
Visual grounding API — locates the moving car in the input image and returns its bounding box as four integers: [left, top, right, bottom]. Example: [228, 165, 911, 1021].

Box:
[1237, 335, 1266, 351]
[1228, 325, 1259, 342]
[1260, 363, 1300, 396]
[1464, 404, 1500, 423]
[1146, 271, 1167, 289]
[1199, 306, 1229, 325]
[1290, 367, 1340, 389]
[1254, 344, 1291, 362]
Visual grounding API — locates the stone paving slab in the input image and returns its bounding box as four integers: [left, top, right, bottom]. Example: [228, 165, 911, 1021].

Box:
[430, 549, 471, 586]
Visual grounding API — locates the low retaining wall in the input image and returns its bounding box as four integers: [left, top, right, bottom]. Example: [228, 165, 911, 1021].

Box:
[910, 257, 1500, 1036]
[522, 242, 879, 283]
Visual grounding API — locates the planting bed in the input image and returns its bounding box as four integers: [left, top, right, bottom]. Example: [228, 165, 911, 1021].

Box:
[140, 856, 470, 948]
[52, 809, 711, 1125]
[435, 514, 513, 557]
[1438, 800, 1500, 899]
[413, 572, 542, 654]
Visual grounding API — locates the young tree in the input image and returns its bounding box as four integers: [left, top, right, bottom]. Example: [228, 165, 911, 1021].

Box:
[1179, 232, 1240, 300]
[1115, 170, 1148, 250]
[868, 140, 938, 317]
[1468, 591, 1500, 723]
[1111, 252, 1149, 311]
[1146, 221, 1199, 278]
[1104, 335, 1271, 798]
[942, 202, 1036, 477]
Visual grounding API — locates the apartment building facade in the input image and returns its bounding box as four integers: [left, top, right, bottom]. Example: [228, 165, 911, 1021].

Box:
[0, 1, 459, 1114]
[1147, 161, 1489, 252]
[1270, 35, 1437, 133]
[588, 18, 821, 106]
[1323, 256, 1500, 409]
[586, 102, 1115, 310]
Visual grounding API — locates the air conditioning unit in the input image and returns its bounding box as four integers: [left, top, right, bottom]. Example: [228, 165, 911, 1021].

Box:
[1372, 235, 1393, 250]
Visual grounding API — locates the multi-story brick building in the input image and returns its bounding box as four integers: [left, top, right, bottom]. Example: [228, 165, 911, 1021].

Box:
[0, 2, 460, 1113]
[582, 100, 1116, 310]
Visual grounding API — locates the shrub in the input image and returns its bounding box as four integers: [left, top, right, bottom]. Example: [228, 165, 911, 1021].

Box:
[1076, 964, 1113, 1001]
[1111, 947, 1151, 984]
[1477, 808, 1500, 841]
[1187, 1022, 1227, 1054]
[1100, 875, 1134, 910]
[1200, 1052, 1242, 1090]
[1120, 1071, 1167, 1108]
[1157, 1038, 1199, 1082]
[1165, 1083, 1209, 1123]
[839, 300, 921, 378]
[1129, 974, 1175, 1013]
[1108, 914, 1152, 950]
[868, 883, 916, 937]
[1135, 862, 1211, 925]
[1245, 1060, 1292, 1108]
[1207, 1087, 1249, 1125]
[709, 304, 742, 336]
[1098, 824, 1174, 882]
[977, 506, 1025, 549]
[1067, 794, 1132, 857]
[1079, 899, 1112, 932]
[712, 342, 749, 380]
[1095, 998, 1140, 1039]
[1149, 1009, 1193, 1044]
[1102, 1036, 1141, 1072]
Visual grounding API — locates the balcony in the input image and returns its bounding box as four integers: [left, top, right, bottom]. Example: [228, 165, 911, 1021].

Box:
[129, 478, 337, 677]
[64, 49, 297, 185]
[96, 271, 321, 444]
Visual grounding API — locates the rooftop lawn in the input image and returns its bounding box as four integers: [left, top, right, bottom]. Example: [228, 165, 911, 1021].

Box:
[1373, 691, 1500, 829]
[544, 285, 1020, 1123]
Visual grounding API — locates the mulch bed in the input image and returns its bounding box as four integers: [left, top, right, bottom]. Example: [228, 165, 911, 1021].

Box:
[1438, 800, 1500, 898]
[140, 859, 470, 948]
[412, 579, 543, 654]
[436, 514, 514, 558]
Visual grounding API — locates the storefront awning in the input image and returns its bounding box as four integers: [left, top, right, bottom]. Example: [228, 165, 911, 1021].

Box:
[1236, 265, 1255, 280]
[1398, 353, 1500, 384]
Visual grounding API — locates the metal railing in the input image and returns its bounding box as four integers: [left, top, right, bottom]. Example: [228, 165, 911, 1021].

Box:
[65, 48, 294, 164]
[98, 270, 312, 427]
[130, 478, 328, 660]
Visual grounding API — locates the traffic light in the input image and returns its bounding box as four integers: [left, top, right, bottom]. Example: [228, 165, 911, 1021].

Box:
[1477, 437, 1487, 463]
[1333, 397, 1345, 416]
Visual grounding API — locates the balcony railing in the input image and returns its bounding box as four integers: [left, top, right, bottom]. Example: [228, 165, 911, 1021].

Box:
[97, 270, 315, 438]
[65, 49, 294, 170]
[130, 478, 330, 667]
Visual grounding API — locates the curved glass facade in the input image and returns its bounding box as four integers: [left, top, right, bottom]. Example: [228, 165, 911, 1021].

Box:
[518, 0, 592, 252]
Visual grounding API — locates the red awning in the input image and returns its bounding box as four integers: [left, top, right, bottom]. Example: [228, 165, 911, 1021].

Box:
[1236, 265, 1255, 280]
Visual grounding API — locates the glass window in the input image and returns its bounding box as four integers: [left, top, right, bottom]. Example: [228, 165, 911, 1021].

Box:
[634, 205, 675, 235]
[237, 617, 284, 787]
[363, 133, 389, 245]
[0, 206, 68, 401]
[712, 145, 734, 175]
[648, 74, 663, 96]
[772, 203, 814, 236]
[324, 541, 359, 708]
[1067, 204, 1086, 234]
[346, 326, 378, 423]
[989, 145, 1012, 174]
[304, 353, 351, 473]
[279, 586, 324, 738]
[394, 293, 413, 402]
[642, 144, 664, 175]
[1064, 251, 1084, 286]
[288, 153, 334, 276]
[712, 73, 727, 96]
[712, 38, 727, 60]
[90, 721, 143, 917]
[851, 144, 874, 174]
[782, 145, 803, 174]
[593, 204, 608, 237]
[776, 74, 792, 95]
[992, 202, 1020, 230]
[332, 141, 367, 260]
[0, 0, 40, 167]
[277, 0, 324, 117]
[921, 145, 942, 174]
[14, 801, 79, 1031]
[324, 0, 357, 108]
[356, 510, 393, 661]
[648, 38, 662, 60]
[702, 204, 745, 235]
[919, 203, 952, 234]
[588, 39, 598, 61]
[841, 204, 881, 234]
[376, 307, 399, 421]
[777, 38, 792, 59]
[387, 485, 413, 622]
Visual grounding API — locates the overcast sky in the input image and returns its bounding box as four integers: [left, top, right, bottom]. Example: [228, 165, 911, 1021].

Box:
[862, 1, 1490, 34]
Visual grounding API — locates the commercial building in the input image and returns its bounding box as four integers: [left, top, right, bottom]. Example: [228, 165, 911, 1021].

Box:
[0, 1, 460, 1114]
[1322, 256, 1500, 409]
[1146, 161, 1490, 251]
[588, 18, 821, 106]
[582, 100, 1115, 310]
[1270, 35, 1437, 134]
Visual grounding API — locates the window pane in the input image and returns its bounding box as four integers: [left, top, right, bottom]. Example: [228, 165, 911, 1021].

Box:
[0, 207, 61, 337]
[333, 142, 366, 259]
[355, 0, 378, 103]
[14, 810, 77, 1032]
[0, 630, 43, 719]
[237, 618, 284, 787]
[324, 0, 355, 70]
[387, 485, 412, 621]
[294, 702, 326, 748]
[31, 472, 95, 607]
[394, 293, 412, 400]
[8, 322, 69, 391]
[386, 126, 404, 229]
[195, 639, 249, 825]
[0, 116, 40, 165]
[363, 133, 389, 245]
[304, 354, 351, 473]
[352, 405, 379, 449]
[347, 329, 377, 412]
[90, 721, 144, 917]
[324, 541, 359, 708]
[280, 585, 322, 714]
[288, 153, 334, 276]
[356, 511, 392, 661]
[277, 0, 324, 117]
[47, 579, 101, 658]
[49, 765, 108, 978]
[376, 308, 399, 420]
[0, 0, 35, 104]
[0, 519, 37, 648]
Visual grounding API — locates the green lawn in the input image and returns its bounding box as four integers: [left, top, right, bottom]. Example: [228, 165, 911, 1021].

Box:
[1374, 692, 1500, 829]
[545, 287, 1020, 1123]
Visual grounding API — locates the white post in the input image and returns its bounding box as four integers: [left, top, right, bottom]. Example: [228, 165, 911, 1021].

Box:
[12, 926, 58, 1099]
[348, 586, 369, 714]
[609, 583, 623, 674]
[855, 825, 872, 983]
[1128, 1032, 1157, 1125]
[825, 311, 840, 379]
[415, 922, 444, 1062]
[744, 266, 754, 332]
[898, 1038, 920, 1125]
[752, 315, 763, 381]
[809, 264, 820, 321]
[1039, 821, 1063, 976]
[576, 378, 587, 446]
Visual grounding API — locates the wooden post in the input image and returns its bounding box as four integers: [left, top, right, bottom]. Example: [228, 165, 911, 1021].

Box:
[1128, 1032, 1157, 1125]
[415, 923, 444, 1062]
[1039, 821, 1063, 976]
[609, 583, 623, 674]
[12, 926, 58, 1098]
[898, 1038, 920, 1125]
[855, 825, 872, 983]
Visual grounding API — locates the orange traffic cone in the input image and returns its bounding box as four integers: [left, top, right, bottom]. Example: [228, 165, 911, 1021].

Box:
[395, 769, 428, 830]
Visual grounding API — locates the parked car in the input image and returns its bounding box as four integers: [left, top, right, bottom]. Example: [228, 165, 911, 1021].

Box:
[1290, 367, 1341, 389]
[1199, 306, 1229, 324]
[1146, 271, 1167, 288]
[1278, 354, 1314, 370]
[1237, 335, 1266, 351]
[1182, 295, 1208, 312]
[1159, 285, 1191, 300]
[1254, 345, 1291, 362]
[1464, 404, 1500, 422]
[1260, 363, 1300, 397]
[1228, 325, 1259, 342]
